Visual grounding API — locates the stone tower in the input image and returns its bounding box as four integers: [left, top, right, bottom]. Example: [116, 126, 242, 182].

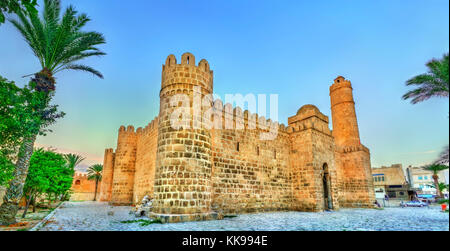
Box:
[99, 148, 115, 202]
[110, 126, 137, 205]
[151, 53, 220, 222]
[288, 105, 339, 212]
[330, 76, 375, 207]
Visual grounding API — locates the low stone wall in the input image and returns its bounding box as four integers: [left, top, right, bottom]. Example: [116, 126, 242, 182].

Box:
[70, 192, 97, 202]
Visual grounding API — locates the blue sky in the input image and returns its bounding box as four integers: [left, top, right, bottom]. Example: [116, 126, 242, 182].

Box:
[0, 0, 448, 168]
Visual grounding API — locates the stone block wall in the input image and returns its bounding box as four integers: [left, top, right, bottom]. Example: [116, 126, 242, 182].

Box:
[288, 105, 339, 211]
[71, 172, 100, 201]
[111, 126, 138, 205]
[98, 54, 375, 222]
[99, 148, 115, 202]
[133, 118, 159, 203]
[152, 53, 215, 218]
[210, 105, 292, 214]
[335, 146, 375, 207]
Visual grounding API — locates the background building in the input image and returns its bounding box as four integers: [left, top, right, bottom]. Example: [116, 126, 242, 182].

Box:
[70, 172, 101, 201]
[372, 164, 411, 206]
[406, 166, 449, 199]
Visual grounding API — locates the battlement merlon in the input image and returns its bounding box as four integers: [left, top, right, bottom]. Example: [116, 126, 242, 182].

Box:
[161, 52, 214, 94]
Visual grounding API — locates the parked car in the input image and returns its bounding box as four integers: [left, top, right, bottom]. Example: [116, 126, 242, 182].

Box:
[400, 200, 428, 208]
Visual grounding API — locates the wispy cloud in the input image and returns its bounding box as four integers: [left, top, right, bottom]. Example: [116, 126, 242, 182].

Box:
[394, 150, 437, 156]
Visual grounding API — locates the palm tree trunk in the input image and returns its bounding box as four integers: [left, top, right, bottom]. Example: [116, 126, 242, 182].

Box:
[0, 134, 37, 226]
[433, 174, 443, 199]
[93, 180, 98, 201]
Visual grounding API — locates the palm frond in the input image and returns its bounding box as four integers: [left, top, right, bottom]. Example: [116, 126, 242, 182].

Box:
[403, 53, 449, 104]
[9, 9, 44, 68]
[64, 153, 85, 170]
[55, 64, 103, 78]
[87, 164, 103, 181]
[8, 0, 106, 79]
[422, 164, 449, 175]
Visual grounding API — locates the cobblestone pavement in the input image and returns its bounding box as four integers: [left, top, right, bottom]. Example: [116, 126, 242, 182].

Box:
[38, 201, 449, 231]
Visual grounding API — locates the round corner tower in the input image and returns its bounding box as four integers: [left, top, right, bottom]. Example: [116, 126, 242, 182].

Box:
[110, 125, 137, 205]
[152, 52, 218, 222]
[329, 76, 361, 148]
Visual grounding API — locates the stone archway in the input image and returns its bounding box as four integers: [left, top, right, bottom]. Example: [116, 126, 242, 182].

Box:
[322, 164, 333, 210]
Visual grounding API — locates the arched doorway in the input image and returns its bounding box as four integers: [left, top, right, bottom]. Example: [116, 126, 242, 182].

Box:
[322, 164, 333, 210]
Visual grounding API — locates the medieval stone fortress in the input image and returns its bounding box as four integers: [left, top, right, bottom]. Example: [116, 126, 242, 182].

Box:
[98, 53, 375, 223]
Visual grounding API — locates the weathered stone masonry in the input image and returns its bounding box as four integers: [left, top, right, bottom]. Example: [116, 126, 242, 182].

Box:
[98, 53, 375, 222]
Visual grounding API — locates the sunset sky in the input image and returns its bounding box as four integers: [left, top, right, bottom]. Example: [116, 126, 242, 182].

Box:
[0, 0, 448, 170]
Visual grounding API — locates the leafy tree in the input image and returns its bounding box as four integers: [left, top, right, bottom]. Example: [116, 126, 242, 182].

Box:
[0, 152, 14, 188]
[403, 53, 449, 104]
[438, 183, 449, 194]
[87, 164, 102, 201]
[0, 0, 37, 24]
[0, 76, 63, 225]
[22, 148, 74, 218]
[21, 149, 51, 217]
[422, 164, 449, 199]
[46, 156, 74, 204]
[0, 76, 39, 164]
[0, 0, 105, 225]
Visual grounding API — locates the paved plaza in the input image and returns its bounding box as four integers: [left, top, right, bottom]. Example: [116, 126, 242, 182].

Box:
[38, 201, 449, 231]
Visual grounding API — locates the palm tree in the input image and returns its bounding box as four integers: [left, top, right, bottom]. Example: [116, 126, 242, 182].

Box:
[402, 53, 449, 104]
[0, 0, 105, 225]
[64, 153, 85, 170]
[403, 54, 449, 195]
[422, 164, 449, 199]
[62, 153, 84, 200]
[87, 164, 103, 201]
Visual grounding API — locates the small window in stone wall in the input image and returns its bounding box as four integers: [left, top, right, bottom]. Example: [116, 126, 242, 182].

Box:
[274, 150, 277, 159]
[75, 180, 81, 185]
[237, 142, 240, 152]
[257, 146, 260, 156]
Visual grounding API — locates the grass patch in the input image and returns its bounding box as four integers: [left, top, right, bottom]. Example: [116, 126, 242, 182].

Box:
[223, 215, 238, 218]
[16, 228, 28, 231]
[120, 219, 162, 226]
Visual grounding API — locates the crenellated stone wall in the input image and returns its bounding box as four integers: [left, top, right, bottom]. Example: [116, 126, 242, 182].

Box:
[210, 103, 292, 214]
[111, 126, 138, 205]
[71, 172, 100, 201]
[133, 118, 159, 204]
[99, 148, 115, 202]
[98, 53, 374, 222]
